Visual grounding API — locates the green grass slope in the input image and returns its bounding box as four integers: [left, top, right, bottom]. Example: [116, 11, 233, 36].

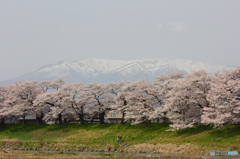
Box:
[0, 123, 239, 156]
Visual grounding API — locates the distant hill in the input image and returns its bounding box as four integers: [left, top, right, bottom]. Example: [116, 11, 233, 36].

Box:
[0, 58, 234, 85]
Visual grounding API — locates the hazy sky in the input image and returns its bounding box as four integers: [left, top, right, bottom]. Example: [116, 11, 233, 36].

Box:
[0, 0, 240, 81]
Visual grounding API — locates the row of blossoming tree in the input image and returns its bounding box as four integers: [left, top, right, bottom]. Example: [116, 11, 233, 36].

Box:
[0, 66, 240, 130]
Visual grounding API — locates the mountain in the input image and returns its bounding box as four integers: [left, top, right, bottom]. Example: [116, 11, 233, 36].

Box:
[0, 58, 234, 85]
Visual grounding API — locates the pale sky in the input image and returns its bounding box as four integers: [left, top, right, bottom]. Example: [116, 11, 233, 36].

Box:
[0, 0, 240, 81]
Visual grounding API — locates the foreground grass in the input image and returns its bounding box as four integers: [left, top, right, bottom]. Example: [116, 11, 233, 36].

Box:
[0, 151, 200, 159]
[0, 123, 239, 157]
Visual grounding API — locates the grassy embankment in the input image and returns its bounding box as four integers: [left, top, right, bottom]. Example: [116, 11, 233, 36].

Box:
[0, 123, 240, 158]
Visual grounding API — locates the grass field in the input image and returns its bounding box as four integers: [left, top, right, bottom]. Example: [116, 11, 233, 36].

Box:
[0, 123, 240, 158]
[0, 151, 200, 159]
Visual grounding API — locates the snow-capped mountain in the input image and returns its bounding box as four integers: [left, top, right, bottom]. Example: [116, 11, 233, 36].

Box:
[0, 58, 234, 85]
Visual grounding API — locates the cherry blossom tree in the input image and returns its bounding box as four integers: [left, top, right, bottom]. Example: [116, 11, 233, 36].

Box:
[84, 83, 113, 124]
[34, 90, 68, 124]
[124, 80, 159, 124]
[0, 85, 11, 125]
[48, 78, 66, 91]
[34, 78, 66, 124]
[149, 72, 185, 123]
[113, 80, 161, 124]
[1, 81, 41, 124]
[164, 70, 211, 130]
[38, 81, 51, 93]
[0, 84, 19, 125]
[0, 85, 5, 124]
[34, 80, 52, 124]
[107, 81, 132, 124]
[60, 83, 89, 124]
[202, 66, 240, 126]
[37, 78, 65, 93]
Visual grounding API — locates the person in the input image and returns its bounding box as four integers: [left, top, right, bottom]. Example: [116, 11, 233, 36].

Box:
[119, 136, 122, 143]
[117, 136, 120, 143]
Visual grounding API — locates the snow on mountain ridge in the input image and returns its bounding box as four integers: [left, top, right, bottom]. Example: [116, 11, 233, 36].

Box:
[0, 58, 234, 86]
[34, 58, 230, 75]
[76, 59, 134, 73]
[31, 58, 229, 75]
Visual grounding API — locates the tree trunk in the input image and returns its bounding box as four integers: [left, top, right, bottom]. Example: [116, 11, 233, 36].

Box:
[121, 100, 127, 124]
[90, 117, 93, 123]
[58, 113, 63, 125]
[121, 111, 125, 124]
[64, 118, 67, 123]
[55, 119, 58, 124]
[23, 116, 26, 125]
[162, 117, 168, 123]
[0, 118, 4, 125]
[162, 112, 168, 123]
[99, 112, 105, 124]
[37, 112, 44, 125]
[79, 114, 84, 124]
